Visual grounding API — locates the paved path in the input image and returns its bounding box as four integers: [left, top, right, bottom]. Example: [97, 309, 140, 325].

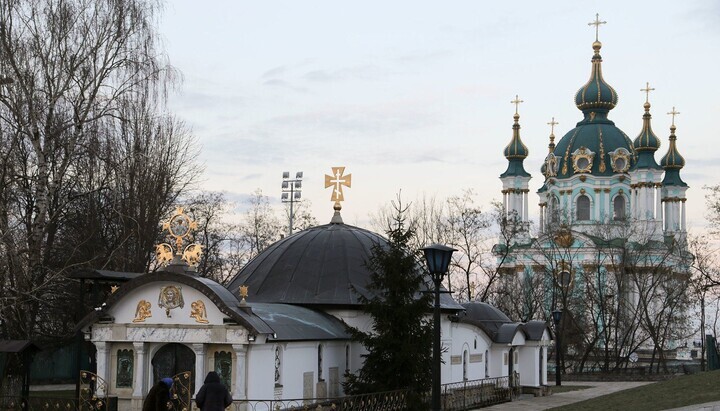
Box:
[472, 381, 654, 410]
[665, 402, 720, 411]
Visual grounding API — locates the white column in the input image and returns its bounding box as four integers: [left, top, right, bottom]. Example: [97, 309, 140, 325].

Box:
[655, 186, 662, 221]
[523, 192, 529, 222]
[631, 189, 636, 219]
[539, 205, 545, 233]
[95, 342, 109, 396]
[133, 342, 146, 398]
[503, 192, 508, 216]
[647, 186, 654, 219]
[664, 201, 670, 231]
[594, 191, 601, 221]
[232, 344, 248, 400]
[681, 200, 687, 231]
[192, 344, 206, 397]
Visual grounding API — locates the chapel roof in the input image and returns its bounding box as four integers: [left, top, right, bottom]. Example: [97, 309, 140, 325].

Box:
[457, 302, 551, 343]
[225, 221, 463, 310]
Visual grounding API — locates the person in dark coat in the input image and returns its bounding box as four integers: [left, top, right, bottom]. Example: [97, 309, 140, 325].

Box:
[143, 378, 174, 411]
[195, 371, 233, 411]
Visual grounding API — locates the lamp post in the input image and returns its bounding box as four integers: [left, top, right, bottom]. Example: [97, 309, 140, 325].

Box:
[552, 309, 563, 386]
[422, 243, 457, 411]
[281, 171, 303, 236]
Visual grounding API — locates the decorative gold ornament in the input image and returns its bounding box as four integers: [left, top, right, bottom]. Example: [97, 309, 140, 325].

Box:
[554, 229, 574, 248]
[511, 94, 524, 114]
[190, 300, 209, 324]
[609, 148, 630, 173]
[641, 82, 655, 104]
[162, 207, 199, 254]
[110, 285, 119, 294]
[544, 154, 558, 178]
[324, 166, 352, 210]
[555, 259, 574, 290]
[182, 244, 203, 267]
[588, 13, 607, 42]
[572, 147, 594, 174]
[156, 243, 174, 266]
[158, 285, 185, 317]
[238, 285, 249, 304]
[133, 300, 152, 323]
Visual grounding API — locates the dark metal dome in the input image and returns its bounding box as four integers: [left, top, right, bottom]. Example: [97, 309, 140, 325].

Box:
[225, 222, 462, 309]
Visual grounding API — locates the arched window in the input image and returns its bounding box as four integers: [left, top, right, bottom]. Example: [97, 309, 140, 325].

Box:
[613, 196, 626, 220]
[318, 345, 324, 382]
[274, 346, 282, 386]
[463, 350, 469, 381]
[485, 350, 490, 378]
[549, 195, 560, 224]
[576, 195, 590, 221]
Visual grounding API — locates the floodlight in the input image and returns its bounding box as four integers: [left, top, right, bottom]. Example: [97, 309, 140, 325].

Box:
[282, 171, 289, 179]
[282, 181, 289, 189]
[296, 172, 303, 178]
[294, 192, 301, 199]
[281, 193, 288, 200]
[295, 181, 302, 189]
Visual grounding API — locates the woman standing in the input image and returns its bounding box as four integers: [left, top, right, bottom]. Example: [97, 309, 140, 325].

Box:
[195, 371, 233, 411]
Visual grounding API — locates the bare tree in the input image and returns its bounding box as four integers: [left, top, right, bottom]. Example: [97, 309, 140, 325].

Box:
[241, 189, 283, 259]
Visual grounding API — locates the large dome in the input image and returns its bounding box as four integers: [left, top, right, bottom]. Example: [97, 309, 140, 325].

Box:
[225, 221, 462, 309]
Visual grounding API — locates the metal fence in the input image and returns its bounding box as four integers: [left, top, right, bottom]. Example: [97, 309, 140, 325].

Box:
[0, 396, 78, 410]
[228, 389, 409, 411]
[439, 375, 518, 411]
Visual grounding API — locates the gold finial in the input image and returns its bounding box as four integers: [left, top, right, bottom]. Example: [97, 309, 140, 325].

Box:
[667, 106, 680, 127]
[641, 82, 655, 104]
[239, 285, 249, 305]
[158, 207, 203, 268]
[110, 285, 119, 294]
[324, 166, 352, 211]
[588, 13, 607, 42]
[511, 95, 523, 115]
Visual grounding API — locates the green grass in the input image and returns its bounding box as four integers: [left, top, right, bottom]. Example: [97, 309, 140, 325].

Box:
[550, 370, 720, 411]
[551, 385, 592, 394]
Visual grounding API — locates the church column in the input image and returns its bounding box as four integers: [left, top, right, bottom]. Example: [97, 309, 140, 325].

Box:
[663, 200, 669, 231]
[681, 199, 687, 231]
[594, 189, 601, 221]
[503, 190, 508, 216]
[523, 191, 529, 221]
[95, 342, 109, 396]
[647, 185, 654, 219]
[630, 187, 636, 219]
[539, 204, 545, 233]
[132, 342, 146, 398]
[655, 185, 663, 221]
[192, 344, 206, 396]
[232, 344, 248, 400]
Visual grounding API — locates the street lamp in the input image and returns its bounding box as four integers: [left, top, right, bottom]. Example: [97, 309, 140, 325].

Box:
[281, 171, 303, 236]
[422, 243, 457, 411]
[552, 309, 563, 386]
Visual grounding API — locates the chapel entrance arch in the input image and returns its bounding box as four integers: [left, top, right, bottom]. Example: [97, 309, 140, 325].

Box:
[151, 343, 195, 387]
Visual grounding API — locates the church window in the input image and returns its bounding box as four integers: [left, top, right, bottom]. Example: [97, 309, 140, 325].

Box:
[318, 345, 324, 382]
[576, 195, 590, 221]
[463, 350, 469, 381]
[214, 351, 232, 389]
[116, 349, 133, 388]
[613, 196, 626, 220]
[549, 196, 560, 223]
[274, 346, 282, 386]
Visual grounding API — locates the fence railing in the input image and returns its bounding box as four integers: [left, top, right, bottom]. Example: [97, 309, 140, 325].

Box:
[439, 375, 518, 411]
[228, 389, 409, 411]
[0, 396, 79, 410]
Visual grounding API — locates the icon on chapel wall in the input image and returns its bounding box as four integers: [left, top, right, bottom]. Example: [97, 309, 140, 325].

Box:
[156, 207, 203, 268]
[190, 300, 209, 324]
[133, 300, 152, 323]
[158, 285, 185, 317]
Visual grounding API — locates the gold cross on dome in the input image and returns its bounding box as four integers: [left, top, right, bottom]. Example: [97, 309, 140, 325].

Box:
[667, 106, 680, 126]
[547, 117, 559, 135]
[511, 95, 524, 115]
[325, 166, 352, 205]
[641, 82, 655, 103]
[588, 13, 607, 42]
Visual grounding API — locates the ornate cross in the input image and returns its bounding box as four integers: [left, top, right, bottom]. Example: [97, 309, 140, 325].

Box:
[667, 106, 680, 126]
[547, 117, 559, 135]
[588, 13, 607, 42]
[641, 82, 655, 103]
[511, 95, 524, 115]
[324, 166, 352, 205]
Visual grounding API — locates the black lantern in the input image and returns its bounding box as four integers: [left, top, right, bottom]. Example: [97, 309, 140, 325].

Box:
[422, 243, 456, 411]
[551, 309, 563, 386]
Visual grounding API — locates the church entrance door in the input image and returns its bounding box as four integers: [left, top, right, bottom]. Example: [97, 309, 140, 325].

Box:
[152, 343, 195, 387]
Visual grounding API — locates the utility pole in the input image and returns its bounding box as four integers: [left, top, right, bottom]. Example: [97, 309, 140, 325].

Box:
[282, 171, 303, 236]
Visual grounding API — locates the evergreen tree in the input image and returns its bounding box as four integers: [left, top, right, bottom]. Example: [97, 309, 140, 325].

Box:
[344, 201, 433, 407]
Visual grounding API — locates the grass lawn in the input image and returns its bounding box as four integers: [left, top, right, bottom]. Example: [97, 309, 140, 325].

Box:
[551, 385, 592, 394]
[550, 370, 720, 411]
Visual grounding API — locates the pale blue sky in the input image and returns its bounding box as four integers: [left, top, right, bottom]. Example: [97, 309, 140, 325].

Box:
[160, 1, 719, 229]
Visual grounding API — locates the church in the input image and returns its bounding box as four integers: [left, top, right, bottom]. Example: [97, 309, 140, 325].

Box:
[496, 15, 692, 367]
[78, 200, 551, 410]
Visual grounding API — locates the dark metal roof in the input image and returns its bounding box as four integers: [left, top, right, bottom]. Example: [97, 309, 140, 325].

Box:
[495, 323, 523, 344]
[0, 340, 39, 353]
[522, 321, 552, 341]
[226, 222, 462, 310]
[243, 303, 350, 342]
[68, 269, 144, 282]
[76, 271, 273, 335]
[458, 302, 512, 340]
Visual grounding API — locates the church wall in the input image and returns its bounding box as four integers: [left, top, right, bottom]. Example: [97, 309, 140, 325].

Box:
[446, 323, 492, 383]
[518, 345, 540, 387]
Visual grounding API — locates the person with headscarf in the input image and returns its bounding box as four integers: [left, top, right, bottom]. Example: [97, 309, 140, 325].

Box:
[143, 377, 174, 411]
[195, 371, 233, 411]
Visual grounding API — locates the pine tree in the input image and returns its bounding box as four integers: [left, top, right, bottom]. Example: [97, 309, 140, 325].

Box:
[344, 201, 433, 407]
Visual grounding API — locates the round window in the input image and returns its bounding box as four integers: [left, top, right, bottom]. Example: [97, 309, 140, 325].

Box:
[576, 157, 590, 170]
[615, 157, 626, 171]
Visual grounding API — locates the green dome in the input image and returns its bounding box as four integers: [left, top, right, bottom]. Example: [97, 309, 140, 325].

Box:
[632, 102, 662, 170]
[574, 42, 618, 112]
[501, 112, 530, 178]
[553, 116, 634, 179]
[660, 124, 686, 188]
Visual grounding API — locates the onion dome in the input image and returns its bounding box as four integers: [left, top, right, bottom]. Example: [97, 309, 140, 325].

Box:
[500, 106, 530, 178]
[632, 96, 662, 170]
[225, 222, 462, 309]
[574, 41, 618, 113]
[552, 38, 634, 179]
[660, 113, 687, 187]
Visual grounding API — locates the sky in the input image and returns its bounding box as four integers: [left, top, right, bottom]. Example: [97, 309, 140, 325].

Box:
[159, 0, 720, 231]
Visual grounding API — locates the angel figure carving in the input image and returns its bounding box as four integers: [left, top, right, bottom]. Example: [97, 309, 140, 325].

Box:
[158, 285, 184, 317]
[133, 300, 152, 323]
[190, 300, 209, 324]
